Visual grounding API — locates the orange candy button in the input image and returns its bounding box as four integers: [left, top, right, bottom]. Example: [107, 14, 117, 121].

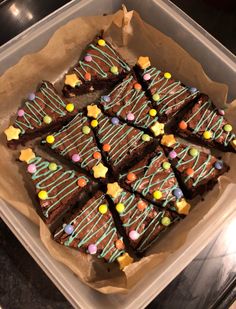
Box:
[93, 151, 101, 159]
[178, 120, 188, 130]
[137, 200, 147, 211]
[84, 72, 91, 81]
[115, 239, 125, 250]
[77, 178, 87, 187]
[134, 83, 142, 90]
[103, 144, 111, 152]
[127, 172, 137, 182]
[186, 168, 194, 176]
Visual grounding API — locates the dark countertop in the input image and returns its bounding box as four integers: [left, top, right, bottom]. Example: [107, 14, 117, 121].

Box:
[0, 1, 236, 308]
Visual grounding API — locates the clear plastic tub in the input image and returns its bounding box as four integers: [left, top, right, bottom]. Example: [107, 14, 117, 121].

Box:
[1, 0, 236, 308]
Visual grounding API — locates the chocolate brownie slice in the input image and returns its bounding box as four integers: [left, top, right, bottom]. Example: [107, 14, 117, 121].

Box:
[99, 74, 164, 137]
[21, 150, 94, 226]
[63, 36, 131, 97]
[134, 57, 199, 122]
[111, 188, 178, 253]
[91, 111, 155, 175]
[4, 81, 77, 148]
[120, 145, 191, 215]
[176, 94, 236, 152]
[160, 134, 229, 198]
[53, 191, 133, 266]
[42, 111, 108, 179]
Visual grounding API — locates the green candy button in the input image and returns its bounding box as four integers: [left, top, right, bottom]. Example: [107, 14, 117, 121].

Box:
[142, 134, 151, 142]
[82, 125, 91, 135]
[189, 148, 198, 157]
[161, 217, 171, 226]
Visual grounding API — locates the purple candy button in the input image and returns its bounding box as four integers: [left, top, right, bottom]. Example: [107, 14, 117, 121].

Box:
[169, 150, 177, 159]
[64, 224, 74, 235]
[101, 95, 110, 103]
[28, 93, 35, 101]
[111, 117, 119, 125]
[88, 244, 97, 255]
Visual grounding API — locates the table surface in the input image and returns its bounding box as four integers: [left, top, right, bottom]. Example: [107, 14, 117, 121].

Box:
[0, 0, 236, 308]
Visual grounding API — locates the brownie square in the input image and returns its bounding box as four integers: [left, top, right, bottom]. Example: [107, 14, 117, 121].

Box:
[42, 111, 108, 179]
[53, 191, 127, 263]
[62, 35, 131, 97]
[176, 94, 236, 152]
[135, 59, 199, 122]
[24, 153, 94, 226]
[160, 135, 229, 198]
[91, 111, 155, 175]
[99, 74, 164, 136]
[5, 81, 77, 148]
[120, 145, 191, 215]
[111, 189, 178, 253]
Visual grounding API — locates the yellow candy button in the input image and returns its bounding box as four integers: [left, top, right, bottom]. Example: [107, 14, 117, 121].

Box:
[149, 109, 157, 117]
[38, 190, 48, 200]
[203, 130, 212, 139]
[98, 204, 108, 214]
[98, 39, 106, 46]
[164, 72, 171, 79]
[91, 119, 98, 127]
[116, 203, 125, 213]
[46, 135, 55, 144]
[153, 190, 162, 200]
[66, 103, 74, 112]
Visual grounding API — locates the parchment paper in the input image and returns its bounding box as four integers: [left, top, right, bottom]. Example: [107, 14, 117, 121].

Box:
[0, 7, 236, 294]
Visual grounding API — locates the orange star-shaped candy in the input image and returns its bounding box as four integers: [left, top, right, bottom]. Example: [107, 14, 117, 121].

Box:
[176, 199, 191, 215]
[106, 182, 122, 198]
[137, 56, 151, 69]
[161, 134, 176, 147]
[117, 252, 134, 269]
[87, 105, 101, 119]
[64, 74, 81, 88]
[92, 163, 108, 178]
[4, 125, 21, 141]
[19, 148, 36, 163]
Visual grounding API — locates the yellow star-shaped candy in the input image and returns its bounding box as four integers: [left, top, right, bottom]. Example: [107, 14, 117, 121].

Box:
[161, 134, 176, 147]
[150, 121, 165, 137]
[107, 182, 123, 198]
[137, 56, 151, 69]
[92, 163, 108, 178]
[64, 74, 81, 88]
[117, 252, 134, 270]
[87, 105, 101, 119]
[4, 125, 21, 141]
[19, 148, 36, 164]
[176, 199, 191, 215]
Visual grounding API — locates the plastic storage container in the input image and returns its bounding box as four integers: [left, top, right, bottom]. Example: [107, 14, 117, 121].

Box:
[1, 1, 236, 308]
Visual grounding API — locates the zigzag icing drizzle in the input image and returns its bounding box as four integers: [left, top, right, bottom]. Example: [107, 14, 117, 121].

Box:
[142, 67, 199, 115]
[48, 112, 101, 170]
[171, 142, 217, 187]
[97, 114, 149, 166]
[54, 194, 124, 262]
[15, 82, 67, 134]
[184, 99, 235, 146]
[122, 150, 181, 208]
[101, 75, 157, 128]
[29, 156, 89, 218]
[114, 191, 170, 251]
[74, 43, 130, 81]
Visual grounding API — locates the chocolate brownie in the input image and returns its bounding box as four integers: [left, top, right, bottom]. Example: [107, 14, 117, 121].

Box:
[120, 145, 191, 215]
[91, 111, 155, 175]
[99, 74, 165, 137]
[42, 110, 108, 179]
[4, 81, 77, 148]
[62, 36, 131, 97]
[23, 151, 94, 226]
[160, 134, 229, 198]
[134, 57, 199, 122]
[53, 191, 132, 265]
[111, 188, 178, 253]
[176, 94, 236, 152]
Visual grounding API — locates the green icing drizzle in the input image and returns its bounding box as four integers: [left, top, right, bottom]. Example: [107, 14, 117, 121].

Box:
[29, 156, 89, 218]
[54, 194, 124, 263]
[45, 112, 101, 170]
[101, 75, 158, 129]
[74, 42, 130, 80]
[97, 114, 150, 166]
[15, 82, 66, 134]
[184, 99, 235, 146]
[143, 67, 199, 115]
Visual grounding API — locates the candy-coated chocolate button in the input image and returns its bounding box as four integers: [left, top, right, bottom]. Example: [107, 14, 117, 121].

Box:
[127, 173, 137, 182]
[169, 150, 177, 159]
[28, 93, 35, 100]
[82, 125, 91, 134]
[48, 162, 57, 171]
[66, 103, 74, 112]
[143, 73, 151, 81]
[103, 144, 111, 152]
[214, 160, 223, 170]
[173, 188, 183, 199]
[93, 151, 101, 159]
[178, 120, 187, 130]
[64, 224, 74, 235]
[72, 154, 80, 162]
[224, 124, 232, 132]
[129, 230, 140, 240]
[38, 190, 48, 200]
[97, 39, 106, 46]
[46, 135, 55, 144]
[186, 167, 194, 176]
[77, 178, 87, 187]
[189, 148, 198, 157]
[134, 83, 142, 91]
[88, 244, 97, 254]
[116, 203, 125, 213]
[149, 109, 157, 117]
[84, 72, 91, 81]
[162, 161, 171, 169]
[98, 204, 108, 214]
[161, 217, 171, 226]
[115, 239, 125, 250]
[137, 200, 147, 211]
[164, 72, 171, 79]
[84, 54, 92, 62]
[203, 131, 212, 139]
[111, 117, 119, 125]
[43, 115, 52, 124]
[153, 190, 162, 200]
[91, 120, 98, 127]
[152, 93, 160, 101]
[142, 134, 151, 142]
[127, 112, 135, 121]
[110, 66, 119, 75]
[27, 164, 36, 174]
[17, 109, 25, 117]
